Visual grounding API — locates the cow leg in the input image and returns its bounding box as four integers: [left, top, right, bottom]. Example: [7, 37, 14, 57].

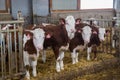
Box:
[93, 46, 97, 60]
[59, 51, 64, 70]
[71, 49, 76, 64]
[53, 47, 61, 72]
[75, 52, 79, 63]
[23, 51, 30, 80]
[36, 49, 40, 58]
[87, 47, 92, 60]
[41, 50, 46, 63]
[31, 58, 37, 77]
[112, 40, 115, 48]
[56, 60, 60, 72]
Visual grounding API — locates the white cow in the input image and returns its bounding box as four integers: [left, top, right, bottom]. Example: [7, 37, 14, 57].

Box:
[23, 28, 45, 80]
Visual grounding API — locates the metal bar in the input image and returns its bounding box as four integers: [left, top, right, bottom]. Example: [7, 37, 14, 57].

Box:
[18, 24, 24, 72]
[6, 26, 11, 76]
[0, 20, 24, 24]
[119, 29, 120, 56]
[0, 29, 19, 33]
[0, 21, 24, 79]
[0, 25, 4, 78]
[14, 24, 18, 73]
[3, 33, 6, 76]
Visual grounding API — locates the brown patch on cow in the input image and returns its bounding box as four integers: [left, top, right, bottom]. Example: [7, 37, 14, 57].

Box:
[24, 38, 37, 55]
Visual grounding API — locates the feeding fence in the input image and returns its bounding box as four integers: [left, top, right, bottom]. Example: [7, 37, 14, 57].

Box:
[0, 20, 24, 80]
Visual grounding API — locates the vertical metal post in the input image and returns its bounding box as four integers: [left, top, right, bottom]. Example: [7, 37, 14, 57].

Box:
[18, 23, 24, 72]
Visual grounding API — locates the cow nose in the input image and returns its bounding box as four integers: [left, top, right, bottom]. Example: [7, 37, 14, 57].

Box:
[84, 40, 89, 43]
[37, 46, 43, 50]
[71, 29, 75, 33]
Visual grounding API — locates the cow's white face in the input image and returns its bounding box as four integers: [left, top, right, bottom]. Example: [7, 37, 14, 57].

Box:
[98, 28, 106, 41]
[65, 15, 76, 39]
[31, 28, 45, 51]
[82, 26, 92, 43]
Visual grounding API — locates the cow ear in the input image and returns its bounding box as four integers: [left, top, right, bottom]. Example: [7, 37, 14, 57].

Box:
[46, 34, 51, 39]
[105, 30, 110, 36]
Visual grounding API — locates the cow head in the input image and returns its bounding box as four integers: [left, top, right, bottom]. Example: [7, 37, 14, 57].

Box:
[23, 32, 33, 47]
[59, 18, 65, 25]
[65, 15, 76, 39]
[98, 28, 106, 42]
[32, 28, 45, 50]
[26, 28, 45, 51]
[82, 26, 92, 43]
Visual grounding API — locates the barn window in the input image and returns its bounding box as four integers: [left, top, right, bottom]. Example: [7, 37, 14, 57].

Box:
[51, 0, 78, 10]
[0, 0, 10, 13]
[0, 0, 6, 10]
[50, 0, 113, 11]
[81, 0, 113, 9]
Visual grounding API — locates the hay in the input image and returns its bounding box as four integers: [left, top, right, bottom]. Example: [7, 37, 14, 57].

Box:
[73, 66, 120, 80]
[29, 49, 119, 80]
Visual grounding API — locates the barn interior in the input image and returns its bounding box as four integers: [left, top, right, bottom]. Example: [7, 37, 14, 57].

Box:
[0, 0, 120, 80]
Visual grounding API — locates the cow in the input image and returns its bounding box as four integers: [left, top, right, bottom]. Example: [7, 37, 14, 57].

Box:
[1, 24, 46, 79]
[78, 18, 108, 60]
[37, 15, 76, 72]
[75, 20, 92, 44]
[40, 22, 69, 72]
[69, 25, 84, 64]
[23, 28, 45, 80]
[69, 22, 92, 64]
[72, 20, 107, 61]
[89, 18, 99, 27]
[87, 26, 107, 60]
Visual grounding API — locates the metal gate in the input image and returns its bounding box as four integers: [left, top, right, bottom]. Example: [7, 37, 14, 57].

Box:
[0, 20, 24, 79]
[113, 27, 120, 57]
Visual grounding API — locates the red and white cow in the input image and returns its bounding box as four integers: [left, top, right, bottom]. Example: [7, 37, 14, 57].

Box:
[87, 26, 107, 60]
[40, 23, 69, 72]
[23, 28, 45, 79]
[81, 19, 107, 60]
[69, 23, 92, 64]
[39, 15, 76, 72]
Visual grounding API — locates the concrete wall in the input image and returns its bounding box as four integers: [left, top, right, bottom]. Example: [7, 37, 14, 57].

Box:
[51, 9, 115, 20]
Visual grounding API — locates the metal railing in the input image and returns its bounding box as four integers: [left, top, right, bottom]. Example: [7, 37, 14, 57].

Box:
[33, 16, 118, 54]
[83, 19, 114, 28]
[33, 16, 115, 27]
[0, 20, 25, 80]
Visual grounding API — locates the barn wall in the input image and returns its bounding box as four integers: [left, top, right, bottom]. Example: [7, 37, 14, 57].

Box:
[32, 0, 49, 16]
[51, 9, 115, 20]
[11, 0, 32, 19]
[113, 0, 120, 11]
